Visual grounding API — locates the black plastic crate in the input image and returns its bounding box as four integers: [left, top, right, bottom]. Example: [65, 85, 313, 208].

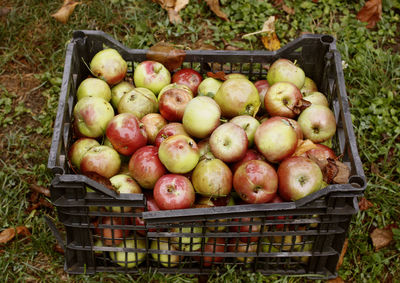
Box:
[47, 30, 366, 279]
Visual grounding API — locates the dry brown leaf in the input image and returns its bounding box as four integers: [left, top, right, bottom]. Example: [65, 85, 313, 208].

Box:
[51, 0, 81, 24]
[0, 228, 16, 244]
[153, 0, 189, 23]
[243, 16, 276, 38]
[357, 0, 382, 29]
[370, 228, 393, 250]
[84, 172, 116, 192]
[336, 238, 348, 270]
[282, 4, 295, 15]
[308, 157, 350, 184]
[30, 184, 50, 198]
[205, 0, 229, 21]
[261, 33, 281, 51]
[328, 277, 344, 283]
[292, 98, 311, 115]
[146, 42, 186, 72]
[206, 71, 227, 81]
[359, 197, 373, 211]
[54, 243, 65, 254]
[16, 226, 31, 237]
[293, 139, 317, 157]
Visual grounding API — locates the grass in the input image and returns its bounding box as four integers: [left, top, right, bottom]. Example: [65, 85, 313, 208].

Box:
[1, 0, 400, 281]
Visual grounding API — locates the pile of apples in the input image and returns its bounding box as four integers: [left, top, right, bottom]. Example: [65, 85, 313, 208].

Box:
[68, 47, 340, 267]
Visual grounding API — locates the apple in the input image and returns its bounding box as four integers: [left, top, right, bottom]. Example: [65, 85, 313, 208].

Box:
[254, 80, 270, 110]
[230, 115, 260, 147]
[264, 81, 303, 118]
[109, 239, 147, 268]
[254, 117, 298, 163]
[76, 78, 111, 101]
[154, 122, 189, 147]
[300, 77, 318, 96]
[182, 96, 221, 139]
[68, 138, 100, 170]
[191, 158, 232, 197]
[278, 156, 323, 201]
[159, 87, 193, 122]
[110, 81, 135, 109]
[109, 174, 142, 213]
[302, 91, 329, 107]
[201, 237, 226, 267]
[93, 216, 130, 246]
[135, 194, 161, 235]
[197, 138, 212, 157]
[106, 113, 147, 156]
[267, 58, 305, 89]
[134, 60, 171, 95]
[225, 73, 248, 80]
[118, 87, 158, 119]
[228, 239, 258, 263]
[150, 238, 183, 267]
[214, 78, 261, 118]
[129, 145, 166, 189]
[282, 117, 303, 140]
[197, 77, 222, 98]
[73, 96, 114, 138]
[172, 68, 203, 95]
[171, 226, 203, 251]
[140, 113, 167, 145]
[209, 122, 248, 163]
[158, 135, 199, 174]
[158, 83, 193, 100]
[90, 48, 127, 85]
[153, 174, 195, 210]
[194, 196, 234, 232]
[306, 143, 336, 160]
[265, 195, 291, 230]
[297, 105, 336, 143]
[80, 145, 121, 178]
[231, 149, 265, 173]
[261, 234, 302, 252]
[230, 217, 262, 242]
[233, 160, 278, 204]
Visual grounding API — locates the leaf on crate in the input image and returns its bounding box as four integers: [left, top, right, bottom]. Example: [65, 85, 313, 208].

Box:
[356, 0, 382, 29]
[308, 157, 350, 184]
[370, 228, 393, 251]
[0, 226, 31, 244]
[84, 172, 116, 193]
[336, 238, 348, 270]
[206, 71, 227, 81]
[51, 0, 81, 24]
[359, 197, 373, 211]
[327, 277, 344, 283]
[293, 139, 317, 157]
[146, 42, 186, 72]
[205, 0, 229, 21]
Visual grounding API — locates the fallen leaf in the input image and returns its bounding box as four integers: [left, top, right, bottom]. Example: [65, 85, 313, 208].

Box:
[282, 4, 295, 15]
[205, 0, 229, 21]
[146, 42, 186, 72]
[0, 7, 11, 16]
[371, 163, 380, 175]
[30, 184, 50, 198]
[356, 0, 382, 29]
[243, 16, 276, 38]
[153, 0, 189, 24]
[16, 226, 31, 237]
[291, 98, 311, 115]
[328, 277, 344, 283]
[261, 33, 281, 51]
[0, 228, 16, 244]
[370, 228, 393, 250]
[308, 157, 350, 184]
[84, 172, 116, 192]
[272, 0, 284, 5]
[51, 0, 81, 24]
[359, 197, 373, 211]
[293, 139, 317, 157]
[336, 238, 348, 270]
[206, 71, 227, 81]
[312, 0, 319, 3]
[54, 243, 65, 254]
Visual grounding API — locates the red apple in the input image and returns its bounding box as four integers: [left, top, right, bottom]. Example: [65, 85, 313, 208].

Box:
[267, 58, 305, 89]
[254, 80, 270, 110]
[159, 87, 193, 122]
[233, 160, 278, 204]
[110, 81, 135, 109]
[135, 194, 161, 235]
[228, 239, 258, 263]
[73, 96, 114, 138]
[76, 78, 111, 101]
[154, 122, 189, 147]
[297, 105, 336, 143]
[140, 113, 167, 145]
[264, 81, 302, 118]
[106, 113, 147, 156]
[134, 60, 171, 95]
[129, 145, 166, 189]
[68, 138, 100, 170]
[230, 217, 262, 242]
[191, 158, 232, 197]
[209, 123, 248, 163]
[90, 48, 127, 85]
[158, 135, 200, 174]
[300, 77, 318, 96]
[306, 143, 336, 160]
[214, 78, 261, 118]
[80, 145, 121, 178]
[278, 156, 323, 201]
[118, 87, 158, 119]
[254, 117, 298, 163]
[93, 216, 130, 246]
[158, 83, 193, 100]
[230, 115, 260, 147]
[153, 174, 195, 210]
[266, 195, 291, 230]
[182, 96, 221, 139]
[201, 238, 226, 267]
[172, 68, 203, 95]
[197, 77, 222, 98]
[231, 149, 265, 173]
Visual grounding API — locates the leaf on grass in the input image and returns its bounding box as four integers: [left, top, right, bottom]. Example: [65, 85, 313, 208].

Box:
[205, 0, 229, 21]
[359, 197, 373, 211]
[146, 42, 186, 72]
[370, 228, 393, 250]
[0, 226, 31, 244]
[206, 71, 227, 81]
[293, 139, 317, 157]
[30, 184, 50, 197]
[282, 4, 295, 15]
[336, 238, 348, 270]
[54, 243, 65, 254]
[153, 0, 189, 24]
[51, 0, 81, 24]
[356, 0, 382, 29]
[327, 277, 344, 283]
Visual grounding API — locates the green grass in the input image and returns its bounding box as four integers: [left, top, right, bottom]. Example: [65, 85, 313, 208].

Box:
[1, 0, 400, 281]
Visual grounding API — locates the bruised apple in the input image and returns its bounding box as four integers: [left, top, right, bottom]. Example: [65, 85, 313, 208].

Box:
[80, 145, 121, 178]
[140, 113, 167, 145]
[90, 48, 127, 85]
[154, 122, 189, 147]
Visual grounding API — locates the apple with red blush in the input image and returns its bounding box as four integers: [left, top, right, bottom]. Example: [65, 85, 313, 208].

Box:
[172, 68, 203, 95]
[158, 87, 193, 122]
[68, 138, 100, 170]
[154, 122, 189, 147]
[264, 81, 303, 118]
[93, 216, 130, 246]
[306, 143, 336, 160]
[80, 145, 121, 178]
[134, 60, 171, 95]
[90, 48, 127, 85]
[231, 149, 265, 173]
[141, 113, 167, 145]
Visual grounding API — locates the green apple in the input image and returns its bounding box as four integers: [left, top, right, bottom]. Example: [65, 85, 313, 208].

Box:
[118, 87, 158, 119]
[109, 239, 147, 268]
[197, 77, 222, 98]
[150, 238, 182, 267]
[111, 81, 134, 108]
[230, 115, 260, 147]
[171, 226, 203, 251]
[76, 78, 111, 101]
[109, 174, 142, 212]
[267, 58, 305, 89]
